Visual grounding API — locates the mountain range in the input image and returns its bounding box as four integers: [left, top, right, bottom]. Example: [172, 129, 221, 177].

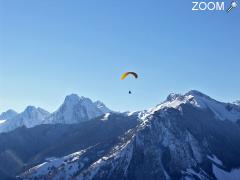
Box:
[0, 90, 240, 180]
[0, 94, 111, 133]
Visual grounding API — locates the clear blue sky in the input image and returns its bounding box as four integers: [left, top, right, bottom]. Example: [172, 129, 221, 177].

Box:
[0, 0, 239, 113]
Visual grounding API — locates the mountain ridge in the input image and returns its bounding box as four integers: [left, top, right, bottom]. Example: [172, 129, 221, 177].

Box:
[0, 94, 111, 133]
[18, 90, 240, 180]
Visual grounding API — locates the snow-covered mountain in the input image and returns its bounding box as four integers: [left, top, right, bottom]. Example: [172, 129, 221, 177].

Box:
[44, 94, 111, 124]
[0, 94, 111, 133]
[148, 90, 240, 122]
[20, 90, 240, 180]
[0, 106, 50, 133]
[0, 112, 137, 179]
[0, 109, 18, 120]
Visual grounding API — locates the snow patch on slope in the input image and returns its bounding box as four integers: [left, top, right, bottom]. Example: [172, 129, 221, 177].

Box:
[22, 149, 87, 178]
[94, 101, 111, 114]
[183, 168, 208, 180]
[101, 113, 110, 121]
[207, 155, 223, 166]
[191, 96, 240, 121]
[213, 164, 240, 180]
[77, 137, 134, 179]
[0, 120, 6, 124]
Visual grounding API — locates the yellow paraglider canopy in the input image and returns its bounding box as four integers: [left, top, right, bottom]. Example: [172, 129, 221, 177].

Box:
[121, 72, 138, 80]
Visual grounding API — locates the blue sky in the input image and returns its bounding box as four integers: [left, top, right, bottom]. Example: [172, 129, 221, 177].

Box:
[0, 0, 239, 113]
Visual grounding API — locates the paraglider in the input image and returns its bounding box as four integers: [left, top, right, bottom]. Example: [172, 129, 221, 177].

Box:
[121, 72, 138, 80]
[121, 72, 138, 94]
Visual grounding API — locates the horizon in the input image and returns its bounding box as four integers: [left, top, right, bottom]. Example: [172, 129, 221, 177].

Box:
[0, 89, 239, 114]
[1, 0, 239, 113]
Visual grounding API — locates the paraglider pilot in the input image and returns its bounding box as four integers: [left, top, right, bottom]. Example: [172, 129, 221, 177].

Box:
[121, 72, 138, 95]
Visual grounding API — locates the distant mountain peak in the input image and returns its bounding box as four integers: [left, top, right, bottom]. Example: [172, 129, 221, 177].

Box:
[165, 90, 210, 104]
[186, 90, 212, 99]
[26, 105, 36, 109]
[163, 90, 216, 108]
[144, 90, 240, 123]
[5, 109, 17, 114]
[24, 106, 37, 112]
[0, 94, 112, 133]
[44, 94, 111, 124]
[64, 93, 80, 102]
[0, 109, 18, 120]
[63, 94, 93, 106]
[187, 89, 205, 95]
[23, 106, 49, 116]
[0, 106, 50, 133]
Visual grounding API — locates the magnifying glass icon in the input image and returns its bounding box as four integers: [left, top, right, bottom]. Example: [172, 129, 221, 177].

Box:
[227, 1, 238, 13]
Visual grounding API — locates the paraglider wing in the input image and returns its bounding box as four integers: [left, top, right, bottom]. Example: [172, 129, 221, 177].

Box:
[121, 72, 138, 80]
